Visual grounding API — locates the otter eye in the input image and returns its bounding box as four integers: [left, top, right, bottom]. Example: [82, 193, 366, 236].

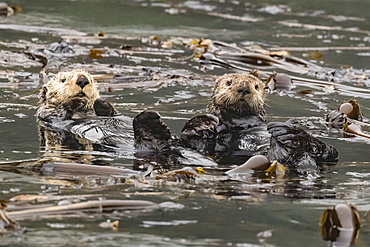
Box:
[61, 79, 66, 83]
[255, 84, 259, 90]
[226, 80, 232, 86]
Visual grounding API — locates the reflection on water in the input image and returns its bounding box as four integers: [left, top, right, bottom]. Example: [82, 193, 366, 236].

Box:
[1, 0, 370, 246]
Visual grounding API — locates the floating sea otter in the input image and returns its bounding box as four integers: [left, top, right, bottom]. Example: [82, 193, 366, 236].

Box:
[134, 72, 338, 172]
[36, 69, 215, 168]
[36, 69, 133, 163]
[36, 69, 116, 121]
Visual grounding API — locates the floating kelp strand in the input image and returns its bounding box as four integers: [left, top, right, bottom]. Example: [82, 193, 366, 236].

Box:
[0, 103, 37, 109]
[41, 162, 139, 177]
[0, 209, 19, 232]
[307, 68, 370, 84]
[218, 52, 276, 66]
[6, 200, 159, 220]
[293, 82, 370, 98]
[9, 194, 99, 203]
[213, 40, 249, 53]
[203, 51, 312, 75]
[343, 123, 370, 139]
[0, 158, 46, 168]
[0, 50, 45, 69]
[93, 48, 178, 57]
[217, 52, 313, 71]
[290, 76, 370, 98]
[200, 53, 251, 71]
[202, 55, 370, 98]
[200, 53, 370, 98]
[141, 219, 197, 227]
[192, 39, 370, 85]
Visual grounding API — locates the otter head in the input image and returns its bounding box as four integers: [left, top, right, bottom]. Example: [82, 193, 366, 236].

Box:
[40, 69, 99, 109]
[209, 73, 266, 118]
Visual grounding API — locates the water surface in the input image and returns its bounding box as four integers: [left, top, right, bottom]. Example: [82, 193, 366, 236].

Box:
[1, 0, 370, 246]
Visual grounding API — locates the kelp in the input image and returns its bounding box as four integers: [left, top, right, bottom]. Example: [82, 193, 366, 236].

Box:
[225, 155, 286, 178]
[4, 199, 158, 221]
[0, 201, 20, 233]
[3, 29, 370, 100]
[343, 123, 370, 139]
[326, 99, 370, 141]
[0, 2, 20, 17]
[162, 37, 370, 96]
[320, 204, 361, 246]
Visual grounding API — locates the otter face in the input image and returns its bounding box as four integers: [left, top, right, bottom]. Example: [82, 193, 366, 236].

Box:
[211, 73, 266, 113]
[41, 69, 99, 108]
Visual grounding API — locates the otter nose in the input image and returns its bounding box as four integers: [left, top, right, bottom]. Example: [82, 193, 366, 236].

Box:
[237, 86, 250, 95]
[76, 75, 89, 89]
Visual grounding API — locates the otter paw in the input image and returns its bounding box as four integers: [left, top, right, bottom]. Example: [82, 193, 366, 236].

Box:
[94, 98, 116, 117]
[267, 122, 304, 149]
[68, 98, 87, 111]
[133, 110, 172, 151]
[181, 114, 219, 139]
[267, 121, 338, 167]
[180, 114, 219, 154]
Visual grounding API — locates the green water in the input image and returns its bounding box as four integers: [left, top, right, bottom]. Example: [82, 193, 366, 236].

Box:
[1, 0, 370, 246]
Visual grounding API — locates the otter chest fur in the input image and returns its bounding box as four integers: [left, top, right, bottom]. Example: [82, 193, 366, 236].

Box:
[181, 73, 269, 162]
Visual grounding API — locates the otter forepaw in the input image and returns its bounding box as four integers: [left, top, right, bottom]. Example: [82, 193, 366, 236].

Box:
[267, 121, 338, 167]
[180, 114, 219, 154]
[65, 98, 87, 111]
[94, 98, 116, 117]
[267, 122, 303, 149]
[133, 110, 172, 152]
[181, 114, 219, 139]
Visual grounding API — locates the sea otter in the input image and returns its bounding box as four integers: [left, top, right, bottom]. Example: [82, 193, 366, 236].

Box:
[36, 69, 116, 121]
[134, 72, 338, 171]
[36, 69, 133, 163]
[181, 72, 269, 163]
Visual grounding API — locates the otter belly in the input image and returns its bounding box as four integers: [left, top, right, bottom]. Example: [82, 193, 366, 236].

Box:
[213, 116, 270, 164]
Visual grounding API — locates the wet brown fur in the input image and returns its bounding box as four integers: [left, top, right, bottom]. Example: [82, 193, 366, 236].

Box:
[208, 73, 266, 120]
[36, 69, 100, 120]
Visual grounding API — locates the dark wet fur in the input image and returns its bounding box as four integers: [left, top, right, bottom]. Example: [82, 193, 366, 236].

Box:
[133, 111, 218, 170]
[93, 98, 117, 117]
[37, 70, 131, 165]
[181, 114, 218, 155]
[182, 113, 269, 164]
[133, 111, 173, 152]
[179, 72, 270, 164]
[134, 109, 339, 171]
[133, 73, 339, 171]
[267, 121, 338, 170]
